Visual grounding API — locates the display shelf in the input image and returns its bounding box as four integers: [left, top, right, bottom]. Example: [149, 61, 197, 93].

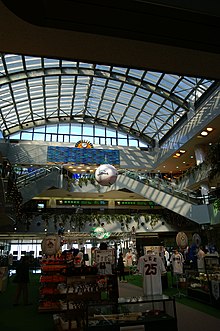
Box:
[186, 270, 212, 304]
[54, 312, 84, 331]
[186, 256, 220, 308]
[86, 294, 177, 331]
[39, 300, 61, 312]
[39, 259, 67, 313]
[204, 256, 220, 308]
[40, 275, 66, 283]
[52, 272, 119, 330]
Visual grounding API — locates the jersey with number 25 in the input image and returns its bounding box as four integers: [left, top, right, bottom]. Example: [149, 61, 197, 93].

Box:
[138, 253, 166, 296]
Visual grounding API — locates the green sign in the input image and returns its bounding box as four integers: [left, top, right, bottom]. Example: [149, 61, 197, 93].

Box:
[56, 200, 108, 206]
[115, 201, 157, 207]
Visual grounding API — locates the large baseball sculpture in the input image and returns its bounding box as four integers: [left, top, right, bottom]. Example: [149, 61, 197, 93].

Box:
[95, 164, 118, 186]
[176, 231, 188, 249]
[41, 235, 61, 256]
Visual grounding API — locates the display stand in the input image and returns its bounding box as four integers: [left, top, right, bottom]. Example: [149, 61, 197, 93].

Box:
[86, 294, 178, 331]
[39, 259, 67, 312]
[173, 273, 187, 299]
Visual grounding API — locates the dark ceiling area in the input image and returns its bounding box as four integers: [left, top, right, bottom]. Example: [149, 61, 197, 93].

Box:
[4, 0, 220, 53]
[1, 1, 220, 79]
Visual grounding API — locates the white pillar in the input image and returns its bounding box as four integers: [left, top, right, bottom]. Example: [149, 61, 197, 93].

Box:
[200, 183, 209, 204]
[194, 145, 206, 165]
[59, 165, 63, 188]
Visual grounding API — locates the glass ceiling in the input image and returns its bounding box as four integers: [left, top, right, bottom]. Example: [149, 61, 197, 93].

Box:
[0, 53, 215, 147]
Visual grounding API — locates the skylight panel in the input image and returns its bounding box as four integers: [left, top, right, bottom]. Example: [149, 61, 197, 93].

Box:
[79, 62, 94, 69]
[144, 71, 162, 84]
[117, 91, 133, 104]
[44, 57, 60, 68]
[128, 69, 145, 79]
[122, 83, 136, 93]
[112, 66, 127, 74]
[24, 56, 42, 70]
[100, 99, 114, 109]
[131, 95, 146, 108]
[4, 54, 23, 73]
[104, 88, 118, 100]
[92, 77, 106, 87]
[136, 87, 151, 98]
[96, 64, 111, 71]
[62, 60, 78, 68]
[107, 80, 122, 89]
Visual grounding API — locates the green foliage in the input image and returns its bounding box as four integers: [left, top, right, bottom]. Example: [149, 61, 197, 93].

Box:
[213, 198, 220, 212]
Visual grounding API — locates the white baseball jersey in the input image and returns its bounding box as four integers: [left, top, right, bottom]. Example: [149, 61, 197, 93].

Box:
[137, 253, 166, 296]
[170, 252, 184, 274]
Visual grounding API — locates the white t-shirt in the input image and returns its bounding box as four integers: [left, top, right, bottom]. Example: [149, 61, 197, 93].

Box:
[164, 250, 170, 267]
[197, 249, 206, 271]
[137, 253, 166, 296]
[125, 252, 133, 266]
[170, 252, 184, 274]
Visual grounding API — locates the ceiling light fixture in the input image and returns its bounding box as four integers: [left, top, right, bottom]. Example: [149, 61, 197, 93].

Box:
[200, 127, 213, 137]
[173, 149, 186, 158]
[200, 131, 208, 136]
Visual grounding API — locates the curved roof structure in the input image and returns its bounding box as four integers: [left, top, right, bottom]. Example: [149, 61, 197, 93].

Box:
[0, 53, 215, 147]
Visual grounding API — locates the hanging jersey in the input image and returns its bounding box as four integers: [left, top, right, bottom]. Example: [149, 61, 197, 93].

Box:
[170, 252, 184, 274]
[137, 253, 166, 296]
[125, 252, 133, 266]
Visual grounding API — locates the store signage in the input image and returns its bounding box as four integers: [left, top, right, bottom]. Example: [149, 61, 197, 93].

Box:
[56, 200, 108, 206]
[91, 227, 111, 239]
[47, 146, 120, 165]
[75, 140, 93, 148]
[115, 201, 157, 207]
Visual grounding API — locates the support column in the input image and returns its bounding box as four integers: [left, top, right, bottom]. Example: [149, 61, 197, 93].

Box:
[194, 144, 206, 165]
[195, 145, 209, 203]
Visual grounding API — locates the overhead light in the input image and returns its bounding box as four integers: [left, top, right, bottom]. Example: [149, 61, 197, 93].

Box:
[173, 149, 186, 158]
[200, 127, 214, 137]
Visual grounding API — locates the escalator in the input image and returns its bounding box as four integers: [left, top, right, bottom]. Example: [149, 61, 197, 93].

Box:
[14, 167, 211, 224]
[104, 172, 211, 224]
[16, 166, 61, 203]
